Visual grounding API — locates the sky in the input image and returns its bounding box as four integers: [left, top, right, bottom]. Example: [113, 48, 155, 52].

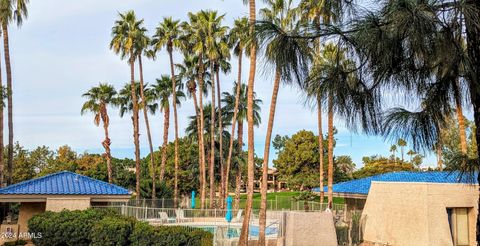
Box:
[7, 0, 443, 168]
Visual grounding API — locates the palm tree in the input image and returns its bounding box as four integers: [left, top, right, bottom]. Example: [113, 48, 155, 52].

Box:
[224, 17, 250, 202]
[397, 138, 407, 163]
[81, 84, 117, 183]
[306, 43, 378, 209]
[390, 144, 397, 164]
[197, 10, 229, 208]
[110, 11, 143, 199]
[150, 75, 185, 200]
[134, 22, 157, 199]
[299, 0, 340, 206]
[0, 0, 29, 185]
[212, 42, 231, 208]
[239, 0, 258, 241]
[151, 17, 183, 207]
[182, 13, 209, 208]
[407, 149, 416, 163]
[257, 0, 301, 242]
[176, 53, 207, 208]
[222, 82, 262, 205]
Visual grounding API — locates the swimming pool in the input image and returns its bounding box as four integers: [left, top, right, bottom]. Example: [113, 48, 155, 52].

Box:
[193, 224, 278, 238]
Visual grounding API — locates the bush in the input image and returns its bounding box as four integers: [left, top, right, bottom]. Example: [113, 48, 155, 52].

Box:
[28, 209, 118, 246]
[28, 209, 213, 246]
[91, 216, 135, 246]
[130, 224, 213, 246]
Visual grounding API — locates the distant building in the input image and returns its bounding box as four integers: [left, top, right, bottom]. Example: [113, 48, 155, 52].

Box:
[254, 168, 286, 192]
[313, 171, 478, 246]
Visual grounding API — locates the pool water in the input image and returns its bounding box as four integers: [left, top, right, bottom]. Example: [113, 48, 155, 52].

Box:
[195, 225, 278, 238]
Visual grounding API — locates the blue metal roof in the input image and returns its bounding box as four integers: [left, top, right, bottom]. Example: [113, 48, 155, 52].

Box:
[312, 171, 477, 195]
[0, 171, 131, 195]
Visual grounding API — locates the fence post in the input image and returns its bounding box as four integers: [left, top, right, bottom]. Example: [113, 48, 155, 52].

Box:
[275, 195, 278, 210]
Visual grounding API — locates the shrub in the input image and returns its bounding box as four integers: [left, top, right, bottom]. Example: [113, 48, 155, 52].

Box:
[28, 209, 118, 246]
[91, 216, 135, 246]
[28, 209, 213, 246]
[130, 224, 213, 246]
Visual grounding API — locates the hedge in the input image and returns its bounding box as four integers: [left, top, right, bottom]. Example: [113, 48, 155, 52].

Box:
[129, 223, 213, 246]
[28, 209, 213, 246]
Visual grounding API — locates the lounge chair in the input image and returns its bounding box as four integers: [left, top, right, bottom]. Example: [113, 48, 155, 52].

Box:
[157, 212, 175, 224]
[175, 209, 192, 223]
[232, 209, 243, 223]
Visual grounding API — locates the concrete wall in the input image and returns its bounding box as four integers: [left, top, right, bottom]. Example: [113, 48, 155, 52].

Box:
[283, 212, 337, 246]
[18, 202, 46, 233]
[45, 197, 91, 212]
[361, 182, 478, 246]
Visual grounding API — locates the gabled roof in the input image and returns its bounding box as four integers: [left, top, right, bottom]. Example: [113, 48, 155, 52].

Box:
[0, 171, 131, 195]
[312, 171, 477, 197]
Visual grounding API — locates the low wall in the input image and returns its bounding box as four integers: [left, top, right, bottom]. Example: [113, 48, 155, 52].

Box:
[283, 211, 337, 246]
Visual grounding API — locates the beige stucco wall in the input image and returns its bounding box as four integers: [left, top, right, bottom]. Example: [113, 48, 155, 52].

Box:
[18, 202, 46, 233]
[45, 197, 91, 212]
[283, 212, 337, 246]
[362, 182, 478, 246]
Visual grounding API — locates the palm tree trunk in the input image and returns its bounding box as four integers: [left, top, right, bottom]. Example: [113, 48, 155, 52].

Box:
[191, 87, 204, 206]
[216, 69, 225, 209]
[225, 52, 243, 203]
[198, 54, 207, 209]
[436, 142, 443, 171]
[102, 109, 112, 183]
[317, 97, 325, 204]
[240, 0, 257, 243]
[259, 69, 281, 245]
[129, 53, 141, 200]
[2, 23, 13, 186]
[327, 94, 334, 209]
[234, 169, 241, 210]
[138, 55, 156, 199]
[455, 91, 468, 154]
[209, 62, 216, 209]
[168, 48, 180, 208]
[0, 46, 4, 188]
[160, 106, 170, 181]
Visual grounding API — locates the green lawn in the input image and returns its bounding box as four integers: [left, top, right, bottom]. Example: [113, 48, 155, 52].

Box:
[236, 191, 345, 210]
[192, 191, 344, 210]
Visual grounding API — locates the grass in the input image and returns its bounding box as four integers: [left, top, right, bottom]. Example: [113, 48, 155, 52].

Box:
[192, 191, 344, 210]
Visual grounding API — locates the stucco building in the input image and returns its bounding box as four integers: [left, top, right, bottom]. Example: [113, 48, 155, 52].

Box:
[314, 171, 478, 246]
[0, 171, 131, 243]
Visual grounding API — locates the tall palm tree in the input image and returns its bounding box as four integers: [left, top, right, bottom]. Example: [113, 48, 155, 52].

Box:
[150, 75, 185, 199]
[134, 22, 157, 199]
[307, 43, 378, 209]
[224, 17, 250, 202]
[182, 14, 209, 208]
[0, 0, 29, 185]
[299, 0, 338, 205]
[257, 0, 301, 242]
[212, 42, 231, 208]
[197, 10, 229, 208]
[81, 84, 117, 183]
[110, 11, 143, 199]
[176, 53, 207, 208]
[152, 17, 183, 207]
[239, 0, 258, 241]
[222, 82, 262, 205]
